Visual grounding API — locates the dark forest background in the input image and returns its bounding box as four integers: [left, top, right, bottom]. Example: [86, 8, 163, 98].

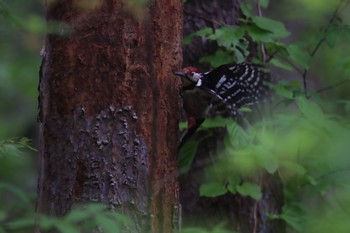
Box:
[1, 0, 350, 232]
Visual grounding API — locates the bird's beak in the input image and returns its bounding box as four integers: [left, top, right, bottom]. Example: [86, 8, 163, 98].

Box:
[174, 71, 186, 77]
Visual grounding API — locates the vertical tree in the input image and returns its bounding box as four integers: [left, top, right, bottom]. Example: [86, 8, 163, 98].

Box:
[37, 0, 182, 232]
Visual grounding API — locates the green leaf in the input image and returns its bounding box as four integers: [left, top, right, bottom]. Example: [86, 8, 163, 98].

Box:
[297, 97, 325, 122]
[65, 209, 91, 222]
[269, 82, 295, 99]
[179, 140, 198, 172]
[280, 161, 306, 176]
[199, 182, 227, 197]
[0, 137, 36, 158]
[227, 174, 240, 194]
[4, 217, 35, 230]
[18, 137, 37, 151]
[200, 50, 234, 67]
[326, 26, 340, 48]
[234, 41, 250, 63]
[211, 26, 244, 49]
[338, 100, 350, 112]
[227, 183, 236, 194]
[260, 0, 269, 8]
[269, 81, 302, 100]
[179, 121, 187, 130]
[201, 116, 230, 128]
[23, 15, 45, 34]
[255, 147, 279, 173]
[109, 212, 132, 225]
[269, 58, 294, 71]
[182, 227, 209, 233]
[184, 27, 213, 45]
[182, 223, 231, 233]
[340, 59, 350, 71]
[287, 44, 311, 69]
[229, 148, 260, 175]
[304, 175, 317, 186]
[226, 122, 254, 148]
[38, 215, 57, 230]
[193, 27, 213, 37]
[0, 143, 22, 157]
[239, 107, 252, 112]
[183, 35, 193, 45]
[279, 204, 303, 232]
[0, 210, 6, 221]
[83, 203, 106, 214]
[54, 221, 80, 233]
[95, 215, 121, 233]
[236, 182, 262, 200]
[251, 16, 290, 38]
[240, 3, 253, 18]
[264, 41, 288, 53]
[212, 222, 231, 233]
[245, 25, 275, 43]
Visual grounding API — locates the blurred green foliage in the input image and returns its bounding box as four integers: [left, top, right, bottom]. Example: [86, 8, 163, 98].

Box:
[0, 0, 42, 139]
[0, 201, 132, 233]
[1, 0, 350, 232]
[0, 0, 42, 232]
[182, 222, 232, 233]
[180, 0, 350, 232]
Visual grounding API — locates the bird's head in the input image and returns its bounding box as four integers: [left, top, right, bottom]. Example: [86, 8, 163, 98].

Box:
[174, 66, 203, 85]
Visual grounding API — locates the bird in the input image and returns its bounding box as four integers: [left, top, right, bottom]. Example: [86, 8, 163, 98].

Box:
[174, 62, 270, 148]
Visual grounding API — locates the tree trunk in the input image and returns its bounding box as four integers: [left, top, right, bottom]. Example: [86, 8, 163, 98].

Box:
[180, 0, 285, 232]
[37, 1, 182, 232]
[183, 0, 240, 71]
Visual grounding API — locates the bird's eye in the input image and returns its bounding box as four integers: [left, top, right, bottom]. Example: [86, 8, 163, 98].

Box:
[189, 72, 195, 77]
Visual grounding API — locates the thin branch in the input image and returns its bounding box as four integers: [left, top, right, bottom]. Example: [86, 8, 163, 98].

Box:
[315, 167, 350, 184]
[265, 48, 279, 63]
[277, 55, 304, 76]
[257, 0, 267, 63]
[302, 0, 346, 97]
[316, 79, 350, 94]
[271, 79, 349, 112]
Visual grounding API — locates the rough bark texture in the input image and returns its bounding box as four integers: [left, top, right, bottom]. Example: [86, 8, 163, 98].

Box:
[37, 1, 182, 232]
[180, 0, 286, 232]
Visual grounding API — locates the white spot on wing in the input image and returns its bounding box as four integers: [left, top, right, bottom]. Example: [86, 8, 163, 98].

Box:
[216, 75, 227, 89]
[222, 81, 237, 90]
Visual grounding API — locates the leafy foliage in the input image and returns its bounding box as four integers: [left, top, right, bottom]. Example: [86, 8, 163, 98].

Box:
[1, 0, 350, 233]
[180, 0, 350, 232]
[0, 137, 36, 158]
[182, 222, 232, 233]
[0, 201, 132, 233]
[0, 139, 132, 233]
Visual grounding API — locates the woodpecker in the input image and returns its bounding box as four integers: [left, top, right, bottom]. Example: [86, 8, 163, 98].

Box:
[175, 62, 270, 148]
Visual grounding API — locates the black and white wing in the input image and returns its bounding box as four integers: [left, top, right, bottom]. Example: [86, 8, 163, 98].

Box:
[199, 62, 270, 117]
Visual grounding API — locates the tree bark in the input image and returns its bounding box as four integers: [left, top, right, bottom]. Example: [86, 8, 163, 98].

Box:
[37, 1, 182, 232]
[183, 0, 240, 70]
[180, 1, 285, 232]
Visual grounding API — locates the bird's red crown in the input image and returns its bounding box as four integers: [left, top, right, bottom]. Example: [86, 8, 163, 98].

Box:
[182, 66, 200, 74]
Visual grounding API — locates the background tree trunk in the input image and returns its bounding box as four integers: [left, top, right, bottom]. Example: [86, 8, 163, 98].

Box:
[180, 0, 285, 232]
[183, 0, 239, 71]
[37, 1, 182, 232]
